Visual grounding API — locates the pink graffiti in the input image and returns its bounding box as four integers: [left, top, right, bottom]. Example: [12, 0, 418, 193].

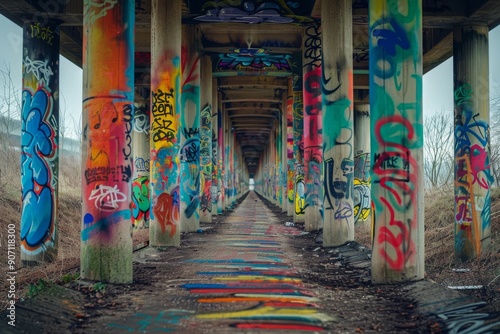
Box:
[455, 195, 473, 223]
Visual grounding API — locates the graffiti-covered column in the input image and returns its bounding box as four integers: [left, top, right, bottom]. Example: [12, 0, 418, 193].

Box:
[200, 55, 213, 223]
[223, 107, 229, 209]
[292, 52, 305, 223]
[132, 74, 151, 230]
[275, 115, 281, 206]
[369, 0, 424, 283]
[81, 0, 134, 282]
[180, 25, 201, 232]
[453, 24, 491, 261]
[302, 24, 323, 231]
[286, 78, 295, 217]
[150, 0, 182, 246]
[217, 90, 224, 213]
[321, 0, 354, 246]
[21, 20, 60, 264]
[354, 104, 371, 226]
[212, 78, 220, 214]
[281, 88, 288, 213]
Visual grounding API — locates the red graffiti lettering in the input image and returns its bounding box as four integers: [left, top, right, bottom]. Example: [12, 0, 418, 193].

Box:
[154, 193, 177, 237]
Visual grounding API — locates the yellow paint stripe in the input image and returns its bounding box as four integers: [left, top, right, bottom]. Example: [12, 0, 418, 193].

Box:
[196, 306, 334, 322]
[213, 276, 302, 283]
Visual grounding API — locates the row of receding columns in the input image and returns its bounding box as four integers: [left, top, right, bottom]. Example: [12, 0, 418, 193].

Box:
[17, 0, 491, 284]
[251, 0, 492, 283]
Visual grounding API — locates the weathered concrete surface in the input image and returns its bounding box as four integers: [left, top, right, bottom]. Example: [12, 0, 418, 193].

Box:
[2, 191, 499, 333]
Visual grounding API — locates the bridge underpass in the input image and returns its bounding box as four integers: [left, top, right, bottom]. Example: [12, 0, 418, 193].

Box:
[1, 0, 500, 332]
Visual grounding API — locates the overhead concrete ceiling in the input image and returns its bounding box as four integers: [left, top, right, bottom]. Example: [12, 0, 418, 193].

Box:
[2, 0, 500, 176]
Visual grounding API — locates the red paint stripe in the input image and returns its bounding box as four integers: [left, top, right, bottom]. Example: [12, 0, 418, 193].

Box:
[234, 323, 326, 331]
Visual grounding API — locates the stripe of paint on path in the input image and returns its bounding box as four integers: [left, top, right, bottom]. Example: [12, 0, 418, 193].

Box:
[195, 305, 336, 323]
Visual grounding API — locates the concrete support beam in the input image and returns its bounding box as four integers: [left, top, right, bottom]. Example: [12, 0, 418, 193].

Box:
[322, 0, 354, 247]
[132, 80, 151, 230]
[369, 0, 425, 283]
[302, 24, 323, 231]
[286, 78, 295, 217]
[292, 52, 305, 224]
[200, 55, 213, 223]
[217, 90, 224, 214]
[81, 0, 134, 283]
[453, 24, 492, 261]
[281, 89, 288, 214]
[21, 19, 61, 264]
[211, 78, 219, 215]
[180, 24, 201, 232]
[354, 104, 372, 226]
[149, 0, 182, 247]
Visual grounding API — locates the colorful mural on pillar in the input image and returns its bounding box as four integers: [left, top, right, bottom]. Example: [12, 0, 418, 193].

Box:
[321, 0, 354, 246]
[354, 108, 371, 224]
[286, 95, 295, 208]
[132, 101, 151, 229]
[21, 20, 60, 262]
[302, 23, 323, 230]
[150, 0, 182, 246]
[211, 108, 219, 212]
[218, 107, 224, 213]
[81, 0, 134, 283]
[292, 86, 305, 220]
[369, 1, 424, 282]
[200, 104, 213, 214]
[180, 39, 201, 230]
[454, 80, 492, 260]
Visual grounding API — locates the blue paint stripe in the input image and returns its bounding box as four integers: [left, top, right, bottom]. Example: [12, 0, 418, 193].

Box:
[81, 210, 130, 241]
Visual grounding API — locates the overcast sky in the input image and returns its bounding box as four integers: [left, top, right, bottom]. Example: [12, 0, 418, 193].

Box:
[0, 14, 499, 139]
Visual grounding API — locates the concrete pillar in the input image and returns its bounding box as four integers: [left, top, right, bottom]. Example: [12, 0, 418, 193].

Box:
[200, 55, 213, 223]
[229, 128, 235, 206]
[81, 0, 134, 282]
[274, 115, 279, 205]
[211, 78, 219, 214]
[286, 78, 295, 217]
[223, 107, 229, 210]
[322, 0, 354, 247]
[369, 0, 424, 283]
[282, 88, 288, 214]
[292, 51, 305, 224]
[132, 79, 150, 230]
[21, 19, 60, 264]
[302, 24, 323, 231]
[453, 24, 492, 261]
[150, 0, 182, 246]
[354, 104, 371, 226]
[217, 91, 224, 214]
[180, 25, 201, 232]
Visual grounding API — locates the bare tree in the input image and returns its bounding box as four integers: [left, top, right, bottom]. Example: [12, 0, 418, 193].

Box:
[424, 110, 454, 191]
[489, 81, 500, 187]
[0, 63, 21, 188]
